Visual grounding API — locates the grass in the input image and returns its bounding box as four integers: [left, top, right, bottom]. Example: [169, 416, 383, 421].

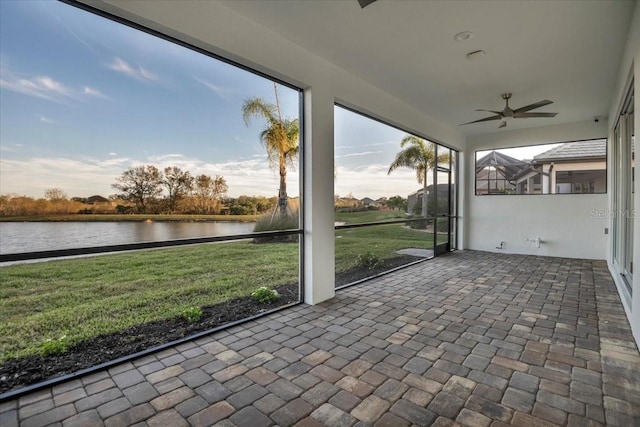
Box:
[335, 209, 405, 224]
[0, 214, 258, 222]
[0, 210, 448, 362]
[335, 221, 446, 272]
[0, 240, 298, 361]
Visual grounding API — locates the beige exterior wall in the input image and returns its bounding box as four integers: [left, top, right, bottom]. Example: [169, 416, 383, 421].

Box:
[551, 160, 607, 193]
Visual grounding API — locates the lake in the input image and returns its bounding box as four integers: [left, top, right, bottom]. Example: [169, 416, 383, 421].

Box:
[0, 221, 256, 255]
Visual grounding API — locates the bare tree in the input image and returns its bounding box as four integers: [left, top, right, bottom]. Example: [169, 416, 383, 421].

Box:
[193, 174, 228, 214]
[44, 188, 67, 202]
[112, 165, 163, 213]
[163, 166, 193, 213]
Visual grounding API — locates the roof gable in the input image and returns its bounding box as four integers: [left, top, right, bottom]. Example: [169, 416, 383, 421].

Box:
[534, 139, 606, 162]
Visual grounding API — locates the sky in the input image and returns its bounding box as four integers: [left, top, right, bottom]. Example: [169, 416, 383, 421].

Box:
[0, 0, 431, 201]
[475, 143, 563, 163]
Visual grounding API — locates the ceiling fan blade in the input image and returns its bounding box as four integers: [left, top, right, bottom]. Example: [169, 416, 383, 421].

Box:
[514, 112, 558, 118]
[498, 121, 507, 128]
[460, 114, 503, 125]
[513, 100, 553, 114]
[357, 0, 377, 8]
[475, 109, 503, 115]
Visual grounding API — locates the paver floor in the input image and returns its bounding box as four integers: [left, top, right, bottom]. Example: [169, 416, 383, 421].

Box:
[2, 250, 639, 426]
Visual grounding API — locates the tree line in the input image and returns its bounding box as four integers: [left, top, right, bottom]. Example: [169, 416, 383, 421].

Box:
[111, 165, 230, 214]
[0, 165, 281, 216]
[2, 84, 302, 219]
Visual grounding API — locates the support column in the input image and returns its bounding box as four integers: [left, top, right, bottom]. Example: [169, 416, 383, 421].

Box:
[542, 166, 550, 194]
[303, 87, 335, 304]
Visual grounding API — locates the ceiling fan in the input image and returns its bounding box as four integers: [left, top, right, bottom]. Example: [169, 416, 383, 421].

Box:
[461, 93, 558, 129]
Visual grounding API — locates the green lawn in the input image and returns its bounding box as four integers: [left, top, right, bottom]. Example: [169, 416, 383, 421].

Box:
[334, 210, 445, 271]
[0, 213, 448, 362]
[335, 209, 406, 224]
[0, 241, 298, 361]
[335, 222, 444, 272]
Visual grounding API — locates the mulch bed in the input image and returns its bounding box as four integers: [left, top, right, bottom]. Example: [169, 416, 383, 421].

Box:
[0, 255, 422, 395]
[335, 254, 422, 287]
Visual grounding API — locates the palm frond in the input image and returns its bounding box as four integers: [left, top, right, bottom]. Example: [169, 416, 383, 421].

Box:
[242, 97, 278, 127]
[389, 134, 440, 183]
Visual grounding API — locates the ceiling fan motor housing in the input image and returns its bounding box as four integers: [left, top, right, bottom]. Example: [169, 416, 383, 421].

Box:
[502, 93, 513, 117]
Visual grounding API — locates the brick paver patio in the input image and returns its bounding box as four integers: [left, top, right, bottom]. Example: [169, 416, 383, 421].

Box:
[1, 250, 639, 426]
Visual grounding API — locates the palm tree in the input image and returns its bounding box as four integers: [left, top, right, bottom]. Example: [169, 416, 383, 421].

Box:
[242, 84, 299, 217]
[388, 135, 449, 217]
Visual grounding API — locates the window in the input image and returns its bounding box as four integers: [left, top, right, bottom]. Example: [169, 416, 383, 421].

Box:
[334, 105, 457, 287]
[475, 139, 607, 195]
[612, 86, 634, 295]
[0, 0, 302, 392]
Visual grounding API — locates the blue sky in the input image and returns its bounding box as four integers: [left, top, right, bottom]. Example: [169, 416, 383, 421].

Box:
[1, 0, 422, 200]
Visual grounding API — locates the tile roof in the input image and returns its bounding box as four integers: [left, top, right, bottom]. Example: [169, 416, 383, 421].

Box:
[533, 138, 606, 161]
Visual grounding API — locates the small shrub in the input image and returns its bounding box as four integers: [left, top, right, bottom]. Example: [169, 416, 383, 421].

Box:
[357, 252, 381, 271]
[40, 335, 68, 356]
[251, 286, 280, 304]
[408, 217, 430, 229]
[253, 209, 299, 243]
[182, 307, 203, 323]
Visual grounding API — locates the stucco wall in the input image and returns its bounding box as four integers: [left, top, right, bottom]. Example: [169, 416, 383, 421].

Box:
[467, 193, 607, 259]
[465, 121, 609, 260]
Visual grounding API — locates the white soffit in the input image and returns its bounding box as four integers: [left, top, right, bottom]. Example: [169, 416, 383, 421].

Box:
[219, 0, 635, 135]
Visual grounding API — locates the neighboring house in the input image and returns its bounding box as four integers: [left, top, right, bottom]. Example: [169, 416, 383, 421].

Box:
[360, 197, 378, 207]
[71, 195, 112, 204]
[86, 195, 110, 204]
[407, 183, 453, 214]
[475, 139, 606, 195]
[475, 151, 527, 195]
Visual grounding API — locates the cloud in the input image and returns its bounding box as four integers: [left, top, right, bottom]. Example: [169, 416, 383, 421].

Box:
[1, 152, 422, 200]
[0, 152, 297, 199]
[82, 86, 107, 98]
[1, 152, 417, 200]
[1, 67, 108, 103]
[148, 154, 188, 163]
[370, 140, 399, 147]
[334, 163, 424, 199]
[194, 77, 233, 98]
[336, 151, 383, 158]
[91, 156, 131, 168]
[38, 115, 57, 124]
[0, 157, 123, 198]
[109, 57, 159, 82]
[0, 73, 73, 102]
[38, 76, 67, 93]
[1, 143, 24, 152]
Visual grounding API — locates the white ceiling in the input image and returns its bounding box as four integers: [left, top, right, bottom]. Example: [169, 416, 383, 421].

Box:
[220, 0, 635, 136]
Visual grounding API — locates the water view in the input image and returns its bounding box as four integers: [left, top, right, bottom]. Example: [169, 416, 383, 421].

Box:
[0, 0, 453, 396]
[0, 221, 255, 255]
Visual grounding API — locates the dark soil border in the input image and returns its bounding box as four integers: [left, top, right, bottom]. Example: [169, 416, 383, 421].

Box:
[0, 255, 422, 395]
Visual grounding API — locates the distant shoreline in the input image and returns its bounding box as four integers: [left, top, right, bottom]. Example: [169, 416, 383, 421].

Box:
[0, 214, 259, 223]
